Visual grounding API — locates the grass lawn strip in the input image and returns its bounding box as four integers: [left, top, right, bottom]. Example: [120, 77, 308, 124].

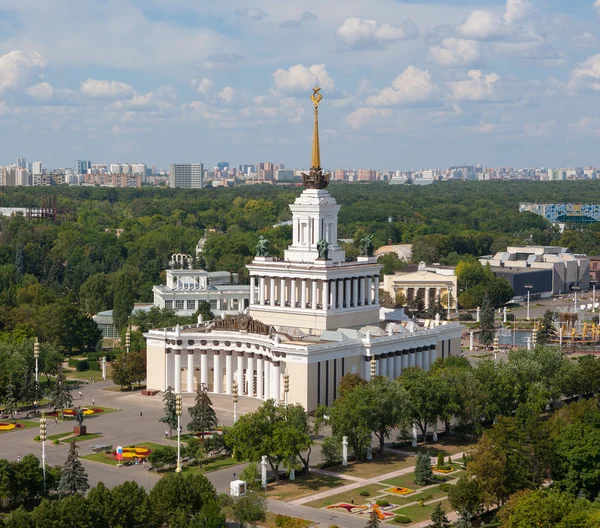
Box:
[174, 455, 242, 475]
[0, 420, 39, 434]
[48, 432, 103, 443]
[63, 369, 109, 382]
[391, 499, 451, 524]
[304, 483, 389, 509]
[325, 452, 416, 479]
[258, 512, 313, 528]
[266, 473, 344, 502]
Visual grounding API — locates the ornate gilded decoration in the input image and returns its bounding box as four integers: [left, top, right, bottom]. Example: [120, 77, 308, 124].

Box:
[212, 314, 271, 335]
[302, 85, 331, 190]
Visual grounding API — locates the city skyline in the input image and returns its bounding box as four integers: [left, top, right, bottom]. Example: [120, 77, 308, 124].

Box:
[1, 1, 600, 168]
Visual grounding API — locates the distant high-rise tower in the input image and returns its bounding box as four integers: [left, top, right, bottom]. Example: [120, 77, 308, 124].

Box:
[217, 162, 229, 172]
[75, 160, 90, 175]
[169, 164, 204, 188]
[16, 158, 26, 169]
[32, 161, 42, 176]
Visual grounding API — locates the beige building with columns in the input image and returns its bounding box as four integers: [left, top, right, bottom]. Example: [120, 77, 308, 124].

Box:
[383, 262, 459, 312]
[144, 88, 462, 412]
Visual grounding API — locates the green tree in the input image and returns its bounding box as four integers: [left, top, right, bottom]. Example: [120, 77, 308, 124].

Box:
[57, 441, 89, 496]
[195, 301, 214, 322]
[79, 273, 113, 316]
[49, 368, 72, 418]
[112, 273, 135, 333]
[537, 310, 555, 345]
[160, 386, 178, 438]
[240, 462, 261, 491]
[428, 503, 451, 528]
[479, 291, 495, 345]
[111, 352, 135, 391]
[447, 476, 483, 519]
[148, 446, 177, 470]
[365, 509, 381, 528]
[188, 383, 218, 435]
[13, 455, 45, 504]
[414, 452, 433, 486]
[221, 492, 267, 528]
[273, 403, 314, 473]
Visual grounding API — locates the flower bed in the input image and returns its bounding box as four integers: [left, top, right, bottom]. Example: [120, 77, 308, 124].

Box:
[432, 466, 455, 473]
[111, 446, 152, 460]
[357, 508, 396, 519]
[0, 422, 20, 431]
[47, 408, 105, 417]
[385, 487, 416, 495]
[326, 503, 367, 514]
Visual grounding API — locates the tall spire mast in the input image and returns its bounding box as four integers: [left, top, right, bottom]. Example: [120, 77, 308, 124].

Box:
[302, 86, 330, 189]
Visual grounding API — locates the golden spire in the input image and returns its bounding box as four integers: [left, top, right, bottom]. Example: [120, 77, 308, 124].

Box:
[310, 85, 322, 169]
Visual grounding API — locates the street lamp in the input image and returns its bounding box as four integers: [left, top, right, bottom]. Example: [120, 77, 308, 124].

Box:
[493, 335, 499, 363]
[591, 280, 598, 313]
[524, 284, 533, 321]
[446, 286, 451, 320]
[175, 395, 182, 473]
[573, 286, 581, 313]
[232, 379, 239, 424]
[39, 415, 47, 491]
[125, 330, 131, 355]
[370, 357, 376, 379]
[283, 371, 290, 408]
[34, 338, 40, 384]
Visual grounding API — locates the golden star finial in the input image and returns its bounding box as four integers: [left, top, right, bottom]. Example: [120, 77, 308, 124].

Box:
[311, 85, 323, 110]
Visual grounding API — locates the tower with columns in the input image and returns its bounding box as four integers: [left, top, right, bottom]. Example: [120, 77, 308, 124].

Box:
[144, 87, 463, 412]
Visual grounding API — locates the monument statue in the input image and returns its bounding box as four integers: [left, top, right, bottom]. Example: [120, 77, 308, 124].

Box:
[359, 235, 374, 257]
[301, 86, 331, 190]
[75, 407, 84, 427]
[255, 236, 270, 257]
[317, 238, 330, 260]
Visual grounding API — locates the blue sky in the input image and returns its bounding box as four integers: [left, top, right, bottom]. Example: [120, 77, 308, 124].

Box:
[1, 0, 600, 170]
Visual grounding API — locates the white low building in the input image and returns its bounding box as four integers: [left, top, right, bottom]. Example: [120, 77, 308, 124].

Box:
[153, 269, 250, 316]
[144, 88, 462, 412]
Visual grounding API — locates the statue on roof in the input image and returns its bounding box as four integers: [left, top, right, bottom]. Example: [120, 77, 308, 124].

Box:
[359, 235, 374, 257]
[255, 236, 270, 257]
[302, 86, 331, 190]
[317, 238, 330, 260]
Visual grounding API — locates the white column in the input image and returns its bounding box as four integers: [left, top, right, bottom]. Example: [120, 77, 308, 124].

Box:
[409, 350, 416, 368]
[345, 279, 351, 309]
[374, 277, 380, 305]
[424, 288, 430, 310]
[338, 280, 344, 309]
[259, 277, 265, 305]
[256, 356, 264, 399]
[250, 276, 256, 305]
[387, 355, 394, 381]
[359, 277, 365, 306]
[290, 278, 297, 308]
[331, 280, 337, 309]
[273, 361, 281, 403]
[187, 350, 194, 393]
[165, 351, 172, 390]
[247, 354, 255, 396]
[280, 278, 286, 306]
[380, 355, 387, 377]
[366, 277, 373, 305]
[422, 348, 430, 371]
[469, 332, 474, 351]
[311, 280, 318, 310]
[174, 351, 181, 394]
[270, 278, 276, 306]
[364, 357, 372, 381]
[225, 352, 233, 395]
[430, 346, 438, 366]
[264, 360, 271, 400]
[301, 279, 307, 309]
[322, 280, 329, 310]
[402, 351, 409, 371]
[394, 353, 402, 378]
[237, 352, 244, 395]
[200, 350, 208, 388]
[213, 351, 222, 393]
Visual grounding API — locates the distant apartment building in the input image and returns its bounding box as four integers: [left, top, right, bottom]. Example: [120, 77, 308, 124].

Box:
[16, 158, 26, 169]
[169, 164, 204, 189]
[75, 160, 90, 175]
[357, 169, 377, 181]
[83, 173, 141, 188]
[217, 162, 229, 172]
[16, 168, 31, 186]
[333, 169, 346, 181]
[33, 173, 66, 186]
[275, 169, 294, 182]
[257, 162, 275, 181]
[109, 164, 121, 174]
[32, 161, 42, 176]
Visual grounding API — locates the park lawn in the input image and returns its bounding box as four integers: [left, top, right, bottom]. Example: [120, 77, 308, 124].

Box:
[399, 437, 478, 456]
[177, 455, 243, 475]
[266, 473, 344, 502]
[0, 420, 39, 434]
[381, 472, 425, 490]
[50, 433, 103, 443]
[383, 486, 447, 507]
[304, 483, 389, 509]
[392, 499, 451, 524]
[103, 385, 147, 393]
[326, 451, 416, 479]
[64, 368, 110, 382]
[258, 512, 312, 528]
[83, 442, 166, 466]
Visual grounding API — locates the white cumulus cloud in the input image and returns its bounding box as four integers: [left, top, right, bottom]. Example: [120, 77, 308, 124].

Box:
[25, 82, 54, 101]
[192, 78, 214, 96]
[236, 7, 267, 21]
[429, 38, 482, 67]
[448, 70, 500, 101]
[366, 66, 437, 107]
[569, 54, 600, 92]
[81, 78, 134, 99]
[569, 116, 600, 135]
[218, 86, 235, 102]
[346, 107, 393, 129]
[336, 17, 418, 50]
[504, 0, 532, 25]
[458, 10, 507, 40]
[0, 50, 47, 94]
[595, 0, 600, 12]
[273, 64, 334, 93]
